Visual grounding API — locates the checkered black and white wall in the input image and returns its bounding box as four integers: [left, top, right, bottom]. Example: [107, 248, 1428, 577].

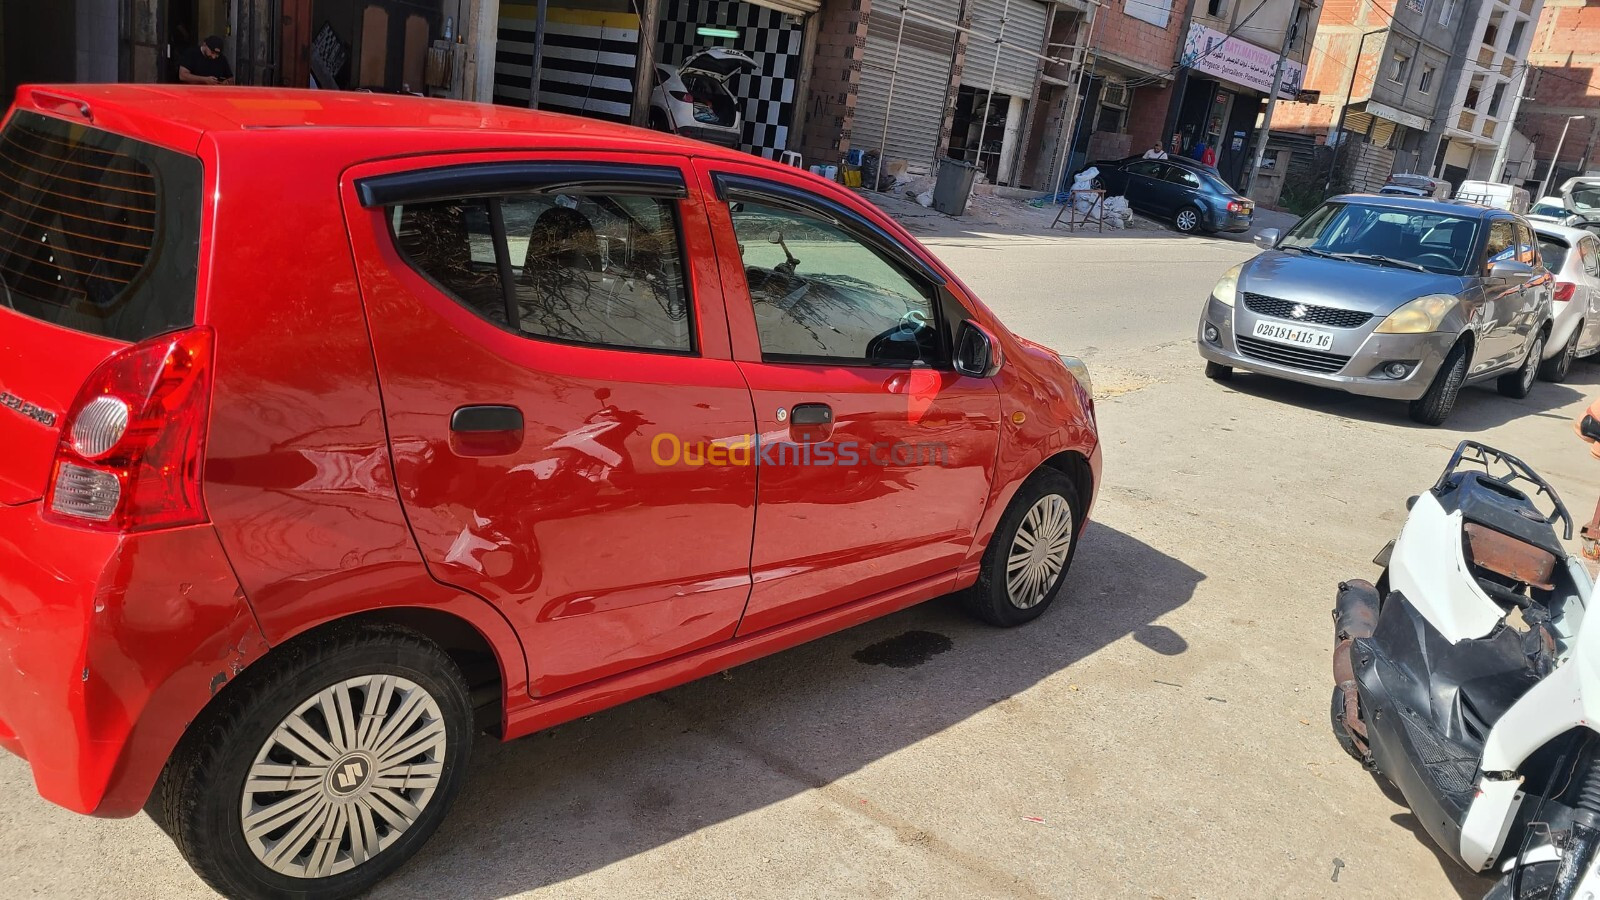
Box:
[657, 1, 804, 159]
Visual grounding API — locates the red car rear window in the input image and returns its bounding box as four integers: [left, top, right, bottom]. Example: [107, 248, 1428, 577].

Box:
[0, 110, 201, 341]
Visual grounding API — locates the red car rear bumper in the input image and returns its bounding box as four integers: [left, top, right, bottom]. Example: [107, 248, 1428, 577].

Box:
[0, 500, 269, 817]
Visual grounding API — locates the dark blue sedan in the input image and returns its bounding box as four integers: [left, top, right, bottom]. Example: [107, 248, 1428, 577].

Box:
[1093, 157, 1254, 235]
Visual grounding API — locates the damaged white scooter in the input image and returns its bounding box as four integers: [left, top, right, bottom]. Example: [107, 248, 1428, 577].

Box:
[1333, 439, 1600, 899]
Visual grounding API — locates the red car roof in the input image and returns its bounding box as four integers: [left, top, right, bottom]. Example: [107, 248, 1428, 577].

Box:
[11, 84, 756, 163]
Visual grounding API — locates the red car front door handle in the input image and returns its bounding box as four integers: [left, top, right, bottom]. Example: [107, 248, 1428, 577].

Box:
[788, 403, 833, 443]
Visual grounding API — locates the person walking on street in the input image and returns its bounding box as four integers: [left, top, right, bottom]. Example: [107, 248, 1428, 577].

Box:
[1143, 143, 1169, 160]
[178, 36, 234, 85]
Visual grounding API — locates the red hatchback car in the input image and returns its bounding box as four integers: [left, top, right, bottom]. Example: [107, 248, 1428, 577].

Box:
[0, 85, 1100, 898]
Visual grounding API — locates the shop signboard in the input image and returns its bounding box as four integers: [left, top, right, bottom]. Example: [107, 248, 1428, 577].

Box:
[1180, 24, 1305, 99]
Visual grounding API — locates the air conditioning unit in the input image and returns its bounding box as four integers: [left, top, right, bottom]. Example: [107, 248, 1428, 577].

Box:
[1101, 81, 1130, 109]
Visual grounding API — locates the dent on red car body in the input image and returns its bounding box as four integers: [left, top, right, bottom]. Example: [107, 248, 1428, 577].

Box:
[0, 84, 1099, 882]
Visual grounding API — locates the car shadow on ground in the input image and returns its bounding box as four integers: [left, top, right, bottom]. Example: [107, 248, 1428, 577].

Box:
[1212, 361, 1600, 433]
[374, 522, 1202, 899]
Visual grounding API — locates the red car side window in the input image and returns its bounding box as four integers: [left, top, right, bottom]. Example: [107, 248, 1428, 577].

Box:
[387, 191, 695, 354]
[727, 199, 943, 366]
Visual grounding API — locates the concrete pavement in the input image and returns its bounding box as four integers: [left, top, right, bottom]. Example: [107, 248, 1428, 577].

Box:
[1, 218, 1594, 900]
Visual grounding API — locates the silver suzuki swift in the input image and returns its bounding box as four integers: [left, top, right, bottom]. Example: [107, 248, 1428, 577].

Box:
[1197, 195, 1554, 425]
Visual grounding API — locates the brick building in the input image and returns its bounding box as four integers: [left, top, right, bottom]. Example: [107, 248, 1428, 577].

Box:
[1518, 0, 1600, 192]
[1276, 0, 1547, 192]
[1276, 0, 1456, 187]
[1074, 0, 1186, 169]
[1160, 0, 1318, 190]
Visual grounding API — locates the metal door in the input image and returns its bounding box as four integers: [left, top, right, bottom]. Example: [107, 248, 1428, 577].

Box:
[119, 0, 163, 82]
[855, 0, 960, 174]
[234, 0, 283, 86]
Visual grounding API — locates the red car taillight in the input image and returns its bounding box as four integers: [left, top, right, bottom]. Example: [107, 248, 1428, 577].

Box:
[669, 90, 696, 104]
[1555, 281, 1577, 303]
[1227, 200, 1245, 214]
[44, 327, 213, 531]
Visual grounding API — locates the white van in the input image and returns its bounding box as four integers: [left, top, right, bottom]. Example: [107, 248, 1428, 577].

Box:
[1455, 180, 1532, 214]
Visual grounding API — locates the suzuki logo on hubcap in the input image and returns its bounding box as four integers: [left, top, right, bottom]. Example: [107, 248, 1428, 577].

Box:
[330, 756, 370, 795]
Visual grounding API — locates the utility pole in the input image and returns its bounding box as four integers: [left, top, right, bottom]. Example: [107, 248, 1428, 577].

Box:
[1539, 115, 1588, 199]
[1325, 28, 1387, 195]
[972, 0, 1012, 179]
[1047, 1, 1101, 196]
[1246, 11, 1297, 199]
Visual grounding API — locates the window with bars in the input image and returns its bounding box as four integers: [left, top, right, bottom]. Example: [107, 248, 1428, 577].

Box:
[1388, 51, 1410, 83]
[0, 110, 201, 341]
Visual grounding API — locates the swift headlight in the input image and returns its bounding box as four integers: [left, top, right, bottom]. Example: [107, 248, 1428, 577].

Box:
[1210, 263, 1243, 307]
[1374, 294, 1458, 334]
[1060, 355, 1092, 397]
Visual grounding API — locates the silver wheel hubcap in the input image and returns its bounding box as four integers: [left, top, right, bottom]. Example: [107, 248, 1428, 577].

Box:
[1006, 494, 1074, 609]
[1525, 339, 1543, 389]
[1177, 211, 1196, 230]
[241, 675, 447, 879]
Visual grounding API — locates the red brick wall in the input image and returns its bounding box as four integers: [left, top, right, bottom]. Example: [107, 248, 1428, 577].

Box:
[1519, 0, 1600, 175]
[1095, 0, 1182, 71]
[1273, 25, 1382, 136]
[799, 0, 870, 165]
[1127, 82, 1174, 149]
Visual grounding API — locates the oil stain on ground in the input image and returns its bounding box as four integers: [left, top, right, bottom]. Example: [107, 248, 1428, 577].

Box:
[853, 631, 953, 668]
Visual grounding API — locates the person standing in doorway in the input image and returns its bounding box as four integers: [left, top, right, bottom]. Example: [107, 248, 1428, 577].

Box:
[178, 36, 234, 85]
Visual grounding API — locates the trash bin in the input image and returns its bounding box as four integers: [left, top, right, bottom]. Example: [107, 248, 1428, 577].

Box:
[933, 159, 980, 216]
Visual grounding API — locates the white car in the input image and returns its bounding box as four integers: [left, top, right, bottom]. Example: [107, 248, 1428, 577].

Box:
[1560, 175, 1600, 237]
[1529, 195, 1586, 227]
[1531, 220, 1600, 381]
[648, 48, 757, 147]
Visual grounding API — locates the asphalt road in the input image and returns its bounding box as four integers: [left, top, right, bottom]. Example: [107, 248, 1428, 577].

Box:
[5, 218, 1599, 900]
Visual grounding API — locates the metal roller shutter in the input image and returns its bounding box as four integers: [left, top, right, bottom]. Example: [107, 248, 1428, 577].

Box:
[962, 0, 1047, 97]
[855, 0, 960, 174]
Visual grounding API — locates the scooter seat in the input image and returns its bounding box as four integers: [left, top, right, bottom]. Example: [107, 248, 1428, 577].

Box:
[1442, 472, 1566, 566]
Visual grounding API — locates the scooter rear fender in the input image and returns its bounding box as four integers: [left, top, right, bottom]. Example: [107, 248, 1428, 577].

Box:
[1389, 491, 1505, 643]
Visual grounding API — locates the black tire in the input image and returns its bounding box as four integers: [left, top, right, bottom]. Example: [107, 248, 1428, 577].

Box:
[1499, 332, 1545, 398]
[962, 469, 1083, 627]
[1173, 206, 1202, 234]
[1204, 360, 1234, 381]
[1539, 327, 1579, 383]
[1409, 340, 1470, 426]
[157, 625, 474, 900]
[648, 109, 670, 132]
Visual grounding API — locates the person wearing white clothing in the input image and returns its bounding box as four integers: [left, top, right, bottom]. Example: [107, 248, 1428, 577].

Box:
[1142, 144, 1169, 160]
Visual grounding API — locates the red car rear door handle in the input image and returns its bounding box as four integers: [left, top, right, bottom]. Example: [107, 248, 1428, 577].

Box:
[449, 405, 524, 457]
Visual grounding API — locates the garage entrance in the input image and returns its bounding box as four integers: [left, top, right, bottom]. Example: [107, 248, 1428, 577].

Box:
[655, 0, 807, 159]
